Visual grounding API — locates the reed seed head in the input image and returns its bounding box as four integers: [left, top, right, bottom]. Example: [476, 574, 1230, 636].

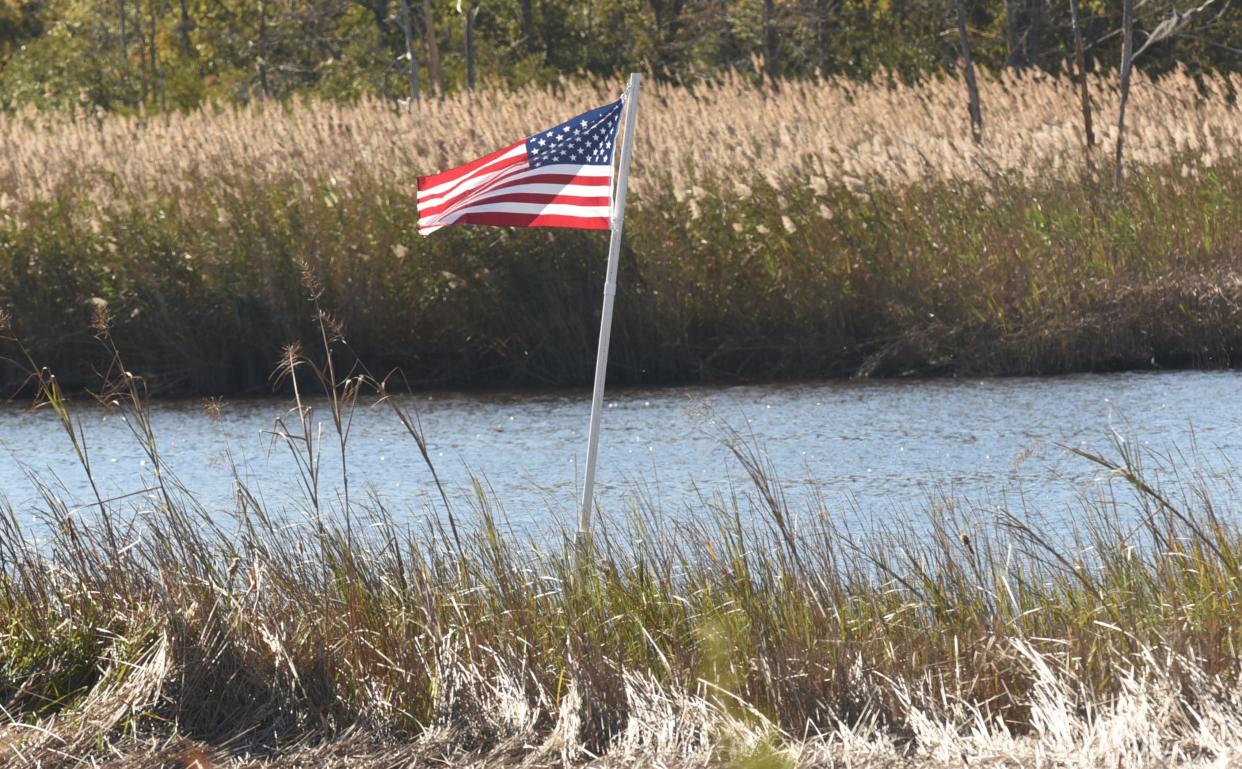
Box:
[86, 296, 111, 334]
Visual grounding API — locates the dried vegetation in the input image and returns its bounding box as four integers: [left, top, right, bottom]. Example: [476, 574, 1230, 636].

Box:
[1, 69, 1239, 199]
[5, 326, 1242, 766]
[0, 71, 1240, 391]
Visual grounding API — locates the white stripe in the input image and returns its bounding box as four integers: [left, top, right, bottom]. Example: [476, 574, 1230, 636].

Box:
[417, 163, 612, 213]
[417, 162, 529, 211]
[421, 183, 611, 216]
[522, 164, 613, 177]
[417, 144, 526, 199]
[480, 182, 612, 197]
[418, 190, 610, 226]
[419, 201, 610, 228]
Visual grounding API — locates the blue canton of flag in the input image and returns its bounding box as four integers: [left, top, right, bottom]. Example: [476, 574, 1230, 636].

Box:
[527, 99, 622, 168]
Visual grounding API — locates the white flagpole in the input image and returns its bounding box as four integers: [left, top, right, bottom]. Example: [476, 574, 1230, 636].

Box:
[575, 72, 640, 559]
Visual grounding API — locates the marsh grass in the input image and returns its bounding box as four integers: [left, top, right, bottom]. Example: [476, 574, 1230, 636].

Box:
[1, 70, 1240, 393]
[5, 322, 1242, 766]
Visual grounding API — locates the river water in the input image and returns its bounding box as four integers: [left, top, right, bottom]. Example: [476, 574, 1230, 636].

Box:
[2, 371, 1240, 537]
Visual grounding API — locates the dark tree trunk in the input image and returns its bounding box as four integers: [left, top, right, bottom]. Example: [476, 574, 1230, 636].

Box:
[368, 0, 389, 34]
[138, 0, 148, 104]
[1114, 0, 1135, 192]
[1005, 0, 1043, 69]
[1005, 0, 1021, 67]
[257, 0, 271, 97]
[1023, 0, 1043, 67]
[421, 0, 441, 96]
[465, 3, 478, 91]
[815, 0, 832, 74]
[398, 0, 419, 101]
[118, 0, 128, 62]
[177, 0, 194, 57]
[954, 0, 982, 142]
[1069, 0, 1094, 164]
[763, 0, 778, 84]
[148, 0, 161, 105]
[520, 0, 535, 52]
[648, 0, 686, 71]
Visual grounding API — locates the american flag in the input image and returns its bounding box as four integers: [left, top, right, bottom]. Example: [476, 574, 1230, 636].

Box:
[416, 98, 624, 236]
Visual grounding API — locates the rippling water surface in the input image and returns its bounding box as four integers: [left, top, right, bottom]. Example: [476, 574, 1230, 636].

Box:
[2, 371, 1240, 535]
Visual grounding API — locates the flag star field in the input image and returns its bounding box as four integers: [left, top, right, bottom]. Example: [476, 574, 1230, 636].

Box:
[527, 101, 621, 168]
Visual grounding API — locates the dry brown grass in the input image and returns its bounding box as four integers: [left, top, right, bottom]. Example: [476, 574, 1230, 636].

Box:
[6, 330, 1242, 767]
[11, 657, 1242, 768]
[1, 69, 1238, 209]
[0, 69, 1239, 393]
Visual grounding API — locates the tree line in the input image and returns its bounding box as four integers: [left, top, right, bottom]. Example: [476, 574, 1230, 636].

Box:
[0, 0, 1237, 112]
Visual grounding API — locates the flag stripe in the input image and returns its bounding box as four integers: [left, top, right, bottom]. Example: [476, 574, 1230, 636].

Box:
[486, 170, 612, 191]
[416, 143, 526, 198]
[424, 201, 611, 225]
[417, 159, 531, 212]
[418, 163, 610, 212]
[416, 164, 614, 226]
[420, 193, 611, 222]
[419, 198, 610, 224]
[416, 156, 537, 213]
[419, 212, 611, 235]
[416, 180, 611, 219]
[418, 202, 610, 234]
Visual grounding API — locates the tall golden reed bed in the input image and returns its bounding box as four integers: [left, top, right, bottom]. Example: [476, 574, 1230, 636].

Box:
[1, 69, 1239, 207]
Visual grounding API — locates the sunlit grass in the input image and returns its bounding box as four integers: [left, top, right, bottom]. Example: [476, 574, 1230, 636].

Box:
[1, 69, 1237, 200]
[0, 72, 1239, 393]
[4, 329, 1242, 766]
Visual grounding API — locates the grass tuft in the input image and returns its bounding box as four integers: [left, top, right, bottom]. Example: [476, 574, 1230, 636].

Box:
[4, 328, 1242, 766]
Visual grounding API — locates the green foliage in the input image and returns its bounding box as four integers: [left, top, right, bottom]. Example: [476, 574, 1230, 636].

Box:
[1, 156, 1240, 394]
[0, 619, 106, 718]
[1, 0, 1238, 112]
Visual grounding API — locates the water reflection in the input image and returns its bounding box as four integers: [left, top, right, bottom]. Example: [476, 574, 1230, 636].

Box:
[1, 371, 1239, 535]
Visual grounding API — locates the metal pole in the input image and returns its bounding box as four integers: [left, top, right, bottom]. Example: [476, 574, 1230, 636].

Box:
[575, 73, 640, 560]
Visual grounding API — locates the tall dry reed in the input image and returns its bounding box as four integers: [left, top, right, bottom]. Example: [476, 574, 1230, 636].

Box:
[4, 326, 1242, 767]
[1, 69, 1238, 206]
[0, 72, 1239, 393]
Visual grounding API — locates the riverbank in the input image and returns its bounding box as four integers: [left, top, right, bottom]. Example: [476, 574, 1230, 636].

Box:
[2, 72, 1240, 395]
[5, 365, 1242, 767]
[5, 443, 1242, 767]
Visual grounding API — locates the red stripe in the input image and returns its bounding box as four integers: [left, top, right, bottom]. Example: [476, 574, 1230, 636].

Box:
[422, 212, 611, 231]
[419, 168, 610, 216]
[417, 185, 611, 219]
[418, 162, 531, 214]
[416, 144, 615, 234]
[416, 142, 525, 193]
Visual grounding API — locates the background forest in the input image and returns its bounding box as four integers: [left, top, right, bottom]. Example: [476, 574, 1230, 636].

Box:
[0, 0, 1238, 113]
